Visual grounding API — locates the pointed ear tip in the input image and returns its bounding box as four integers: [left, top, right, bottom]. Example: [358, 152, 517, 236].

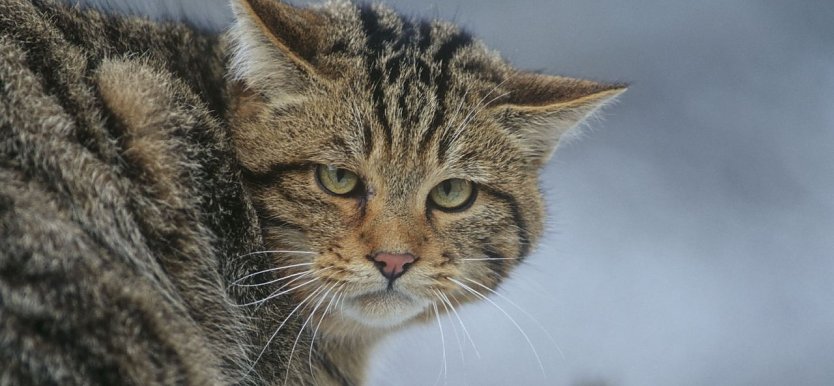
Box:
[593, 82, 629, 101]
[230, 0, 255, 8]
[231, 0, 294, 15]
[229, 0, 254, 16]
[601, 81, 629, 93]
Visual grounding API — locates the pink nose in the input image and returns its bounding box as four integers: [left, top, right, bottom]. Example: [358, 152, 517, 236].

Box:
[372, 252, 417, 280]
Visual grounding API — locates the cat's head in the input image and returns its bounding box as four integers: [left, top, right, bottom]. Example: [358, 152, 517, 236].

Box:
[227, 0, 624, 332]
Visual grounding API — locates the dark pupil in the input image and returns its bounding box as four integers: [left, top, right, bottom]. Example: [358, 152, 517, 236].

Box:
[442, 180, 453, 196]
[335, 169, 346, 183]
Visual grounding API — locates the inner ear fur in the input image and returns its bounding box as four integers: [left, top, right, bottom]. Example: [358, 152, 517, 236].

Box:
[236, 0, 324, 75]
[229, 0, 328, 96]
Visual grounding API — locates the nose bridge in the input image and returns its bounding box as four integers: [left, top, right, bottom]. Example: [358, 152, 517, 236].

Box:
[365, 192, 422, 253]
[362, 160, 427, 252]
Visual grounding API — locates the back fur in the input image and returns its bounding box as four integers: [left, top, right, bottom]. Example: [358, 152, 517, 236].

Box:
[0, 0, 264, 383]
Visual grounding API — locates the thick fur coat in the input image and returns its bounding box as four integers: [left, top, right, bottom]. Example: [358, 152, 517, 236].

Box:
[0, 0, 623, 384]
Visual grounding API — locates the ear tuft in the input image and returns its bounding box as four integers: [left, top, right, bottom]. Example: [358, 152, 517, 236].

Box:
[228, 0, 326, 97]
[493, 72, 627, 166]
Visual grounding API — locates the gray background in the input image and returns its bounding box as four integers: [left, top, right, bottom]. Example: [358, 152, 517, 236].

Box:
[79, 1, 834, 385]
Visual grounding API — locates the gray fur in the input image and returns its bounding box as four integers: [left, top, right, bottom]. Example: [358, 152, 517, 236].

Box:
[0, 0, 623, 385]
[0, 1, 266, 384]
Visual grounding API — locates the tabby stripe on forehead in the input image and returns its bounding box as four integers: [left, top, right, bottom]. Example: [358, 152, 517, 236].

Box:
[383, 15, 414, 84]
[362, 123, 374, 156]
[481, 186, 531, 258]
[418, 32, 474, 155]
[239, 162, 311, 186]
[358, 5, 397, 150]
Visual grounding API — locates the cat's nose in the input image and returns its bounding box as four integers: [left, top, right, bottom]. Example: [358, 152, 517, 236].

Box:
[371, 252, 417, 280]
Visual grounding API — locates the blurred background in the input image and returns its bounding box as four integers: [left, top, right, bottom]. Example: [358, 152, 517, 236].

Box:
[78, 0, 834, 385]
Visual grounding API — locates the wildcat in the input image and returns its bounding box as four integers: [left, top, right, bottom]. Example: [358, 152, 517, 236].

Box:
[0, 0, 624, 384]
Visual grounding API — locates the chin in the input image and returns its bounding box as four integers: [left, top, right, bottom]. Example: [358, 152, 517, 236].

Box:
[341, 289, 430, 328]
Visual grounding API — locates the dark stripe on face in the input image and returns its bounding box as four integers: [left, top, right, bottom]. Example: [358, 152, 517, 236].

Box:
[244, 163, 340, 219]
[480, 186, 530, 258]
[251, 202, 306, 234]
[358, 5, 397, 150]
[254, 190, 337, 237]
[383, 15, 414, 85]
[362, 123, 374, 157]
[436, 128, 456, 162]
[238, 162, 312, 186]
[418, 32, 474, 154]
[330, 136, 348, 152]
[397, 74, 412, 121]
[483, 244, 507, 277]
[393, 23, 433, 125]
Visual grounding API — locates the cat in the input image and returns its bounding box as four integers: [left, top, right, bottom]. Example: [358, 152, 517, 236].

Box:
[0, 0, 625, 384]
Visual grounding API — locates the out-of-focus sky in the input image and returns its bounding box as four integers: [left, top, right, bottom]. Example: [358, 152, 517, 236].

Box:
[78, 1, 834, 385]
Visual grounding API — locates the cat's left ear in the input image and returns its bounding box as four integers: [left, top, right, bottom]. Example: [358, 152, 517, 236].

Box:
[491, 72, 626, 167]
[228, 0, 327, 99]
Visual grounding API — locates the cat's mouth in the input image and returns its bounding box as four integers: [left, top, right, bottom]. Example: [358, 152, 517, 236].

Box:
[340, 288, 430, 328]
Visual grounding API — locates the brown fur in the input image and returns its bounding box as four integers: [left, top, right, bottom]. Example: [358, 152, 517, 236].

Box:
[0, 0, 624, 384]
[229, 1, 624, 384]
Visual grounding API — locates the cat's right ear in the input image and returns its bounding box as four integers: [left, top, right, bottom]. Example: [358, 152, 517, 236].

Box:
[490, 72, 627, 167]
[228, 0, 326, 99]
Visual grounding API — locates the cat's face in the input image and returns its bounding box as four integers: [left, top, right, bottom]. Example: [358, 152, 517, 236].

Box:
[229, 0, 623, 331]
[233, 79, 542, 327]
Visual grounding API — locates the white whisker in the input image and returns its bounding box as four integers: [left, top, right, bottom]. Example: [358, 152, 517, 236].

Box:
[250, 266, 331, 308]
[251, 270, 323, 312]
[439, 290, 481, 359]
[431, 301, 448, 383]
[452, 90, 512, 141]
[448, 278, 546, 376]
[232, 262, 316, 284]
[460, 257, 521, 261]
[235, 250, 317, 259]
[308, 283, 345, 376]
[234, 269, 310, 288]
[242, 284, 326, 380]
[283, 282, 338, 386]
[434, 290, 465, 365]
[442, 81, 473, 135]
[447, 76, 513, 145]
[437, 74, 513, 159]
[462, 75, 512, 126]
[464, 278, 564, 359]
[236, 273, 321, 307]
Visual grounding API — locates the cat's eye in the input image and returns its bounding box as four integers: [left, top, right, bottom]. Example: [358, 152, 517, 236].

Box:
[429, 179, 476, 211]
[316, 165, 361, 196]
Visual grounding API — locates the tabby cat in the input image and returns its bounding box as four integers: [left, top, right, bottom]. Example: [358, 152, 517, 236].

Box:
[0, 0, 624, 384]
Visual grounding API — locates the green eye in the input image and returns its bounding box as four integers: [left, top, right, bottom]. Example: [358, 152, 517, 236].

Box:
[429, 179, 476, 211]
[316, 165, 360, 195]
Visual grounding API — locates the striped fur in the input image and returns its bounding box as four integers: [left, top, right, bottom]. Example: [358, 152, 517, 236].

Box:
[229, 1, 624, 384]
[1, 0, 624, 385]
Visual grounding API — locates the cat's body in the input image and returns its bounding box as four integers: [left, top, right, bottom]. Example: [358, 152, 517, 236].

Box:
[0, 0, 624, 384]
[0, 1, 264, 383]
